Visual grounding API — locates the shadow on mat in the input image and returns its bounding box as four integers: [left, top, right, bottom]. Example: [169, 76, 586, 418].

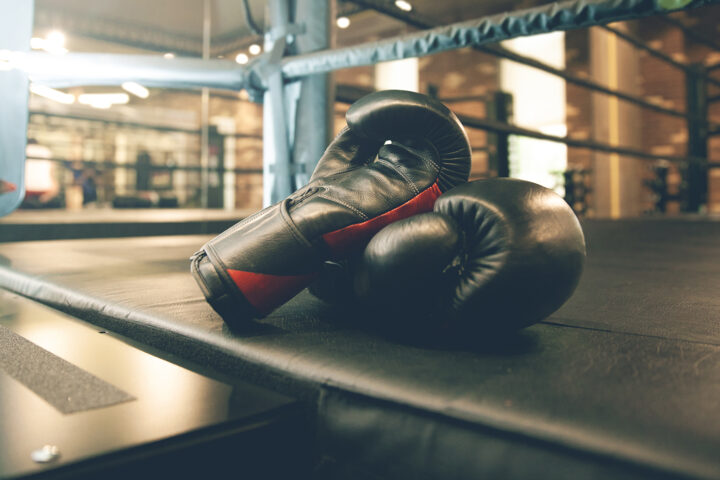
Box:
[315, 301, 541, 356]
[222, 319, 285, 337]
[361, 322, 540, 356]
[215, 290, 540, 357]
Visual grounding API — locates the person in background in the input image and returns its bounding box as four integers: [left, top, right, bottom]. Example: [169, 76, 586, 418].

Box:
[136, 149, 152, 191]
[0, 179, 17, 195]
[22, 139, 62, 208]
[65, 160, 99, 206]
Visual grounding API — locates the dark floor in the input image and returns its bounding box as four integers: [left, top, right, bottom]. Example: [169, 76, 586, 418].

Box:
[0, 218, 719, 479]
[0, 291, 307, 479]
[0, 208, 251, 242]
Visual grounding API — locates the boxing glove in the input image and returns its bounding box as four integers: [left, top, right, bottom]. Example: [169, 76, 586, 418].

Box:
[190, 90, 471, 328]
[334, 178, 586, 340]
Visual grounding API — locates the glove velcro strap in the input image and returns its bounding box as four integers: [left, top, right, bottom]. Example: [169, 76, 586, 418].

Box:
[225, 269, 318, 317]
[191, 251, 259, 326]
[322, 182, 442, 258]
[194, 199, 323, 322]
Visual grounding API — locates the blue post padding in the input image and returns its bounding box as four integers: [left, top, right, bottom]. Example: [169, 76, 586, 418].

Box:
[0, 1, 34, 217]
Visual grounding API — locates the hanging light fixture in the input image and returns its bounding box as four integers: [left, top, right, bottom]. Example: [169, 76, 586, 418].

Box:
[395, 0, 412, 12]
[121, 82, 150, 99]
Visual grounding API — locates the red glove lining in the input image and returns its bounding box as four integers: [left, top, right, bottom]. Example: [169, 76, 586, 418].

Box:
[322, 182, 442, 258]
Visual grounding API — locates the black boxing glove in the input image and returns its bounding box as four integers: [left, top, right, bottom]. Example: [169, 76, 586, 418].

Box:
[190, 90, 471, 327]
[345, 178, 586, 340]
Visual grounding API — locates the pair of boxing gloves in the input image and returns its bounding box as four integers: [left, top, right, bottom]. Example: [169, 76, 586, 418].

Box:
[190, 90, 586, 340]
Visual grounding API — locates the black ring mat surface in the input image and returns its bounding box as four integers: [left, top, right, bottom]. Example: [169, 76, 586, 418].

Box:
[1, 220, 719, 479]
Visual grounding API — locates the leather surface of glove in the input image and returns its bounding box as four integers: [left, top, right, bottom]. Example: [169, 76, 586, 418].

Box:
[191, 90, 471, 327]
[340, 178, 587, 341]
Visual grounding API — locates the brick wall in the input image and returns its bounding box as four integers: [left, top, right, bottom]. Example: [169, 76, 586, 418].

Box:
[563, 9, 719, 216]
[636, 18, 687, 214]
[675, 11, 720, 213]
[419, 48, 499, 180]
[333, 49, 500, 180]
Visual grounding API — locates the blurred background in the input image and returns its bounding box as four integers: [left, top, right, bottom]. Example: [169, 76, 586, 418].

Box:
[11, 0, 720, 220]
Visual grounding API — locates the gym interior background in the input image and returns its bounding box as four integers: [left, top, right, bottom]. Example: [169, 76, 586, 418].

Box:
[3, 0, 719, 225]
[2, 1, 720, 479]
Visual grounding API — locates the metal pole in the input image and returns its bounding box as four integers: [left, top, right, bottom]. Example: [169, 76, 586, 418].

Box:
[333, 85, 708, 166]
[263, 0, 294, 205]
[478, 43, 701, 122]
[685, 64, 708, 212]
[200, 0, 211, 208]
[14, 52, 245, 90]
[488, 92, 511, 178]
[341, 0, 715, 127]
[292, 0, 333, 188]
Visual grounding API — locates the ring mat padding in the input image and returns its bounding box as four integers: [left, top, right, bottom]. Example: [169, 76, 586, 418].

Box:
[0, 325, 135, 414]
[0, 220, 719, 479]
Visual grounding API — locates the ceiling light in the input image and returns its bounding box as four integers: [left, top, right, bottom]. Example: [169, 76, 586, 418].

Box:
[248, 44, 262, 55]
[163, 52, 175, 59]
[46, 31, 65, 47]
[395, 0, 412, 11]
[29, 84, 74, 104]
[85, 101, 112, 109]
[30, 32, 68, 55]
[30, 37, 45, 50]
[78, 93, 129, 108]
[235, 53, 249, 64]
[44, 43, 68, 54]
[121, 81, 150, 99]
[336, 17, 350, 29]
[42, 30, 68, 54]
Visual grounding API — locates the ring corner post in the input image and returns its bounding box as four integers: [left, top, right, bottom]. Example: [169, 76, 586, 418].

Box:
[685, 63, 708, 213]
[0, 1, 34, 217]
[291, 0, 334, 189]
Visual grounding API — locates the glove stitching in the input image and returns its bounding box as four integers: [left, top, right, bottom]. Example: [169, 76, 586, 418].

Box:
[311, 160, 361, 183]
[334, 125, 350, 139]
[315, 165, 365, 182]
[374, 158, 420, 197]
[199, 242, 247, 308]
[279, 198, 315, 248]
[443, 229, 467, 278]
[419, 135, 443, 172]
[210, 206, 274, 244]
[190, 253, 213, 298]
[316, 193, 369, 220]
[288, 186, 319, 206]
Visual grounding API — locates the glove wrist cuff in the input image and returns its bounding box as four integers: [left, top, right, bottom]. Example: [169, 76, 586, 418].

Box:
[191, 201, 323, 326]
[191, 251, 258, 327]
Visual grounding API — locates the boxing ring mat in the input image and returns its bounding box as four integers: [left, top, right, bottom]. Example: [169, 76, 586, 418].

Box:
[1, 219, 720, 479]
